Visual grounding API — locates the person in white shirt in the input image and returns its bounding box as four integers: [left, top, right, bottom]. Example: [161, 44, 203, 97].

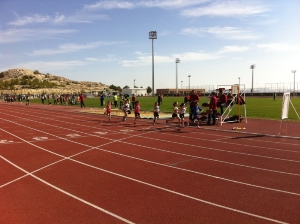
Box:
[166, 102, 181, 126]
[179, 103, 187, 127]
[153, 102, 160, 125]
[121, 100, 130, 122]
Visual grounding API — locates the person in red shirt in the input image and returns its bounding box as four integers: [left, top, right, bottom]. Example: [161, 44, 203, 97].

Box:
[134, 101, 141, 124]
[207, 92, 218, 125]
[217, 89, 227, 115]
[79, 93, 85, 108]
[131, 94, 136, 110]
[188, 90, 200, 123]
[105, 101, 112, 121]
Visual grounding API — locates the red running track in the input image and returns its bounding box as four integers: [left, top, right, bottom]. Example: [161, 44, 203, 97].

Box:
[1, 102, 300, 223]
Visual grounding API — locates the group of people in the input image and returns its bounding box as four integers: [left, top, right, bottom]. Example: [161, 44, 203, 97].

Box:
[103, 89, 229, 128]
[4, 94, 30, 105]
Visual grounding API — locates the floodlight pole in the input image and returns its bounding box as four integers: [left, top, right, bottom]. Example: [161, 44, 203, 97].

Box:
[134, 79, 135, 88]
[149, 31, 157, 97]
[292, 70, 296, 94]
[175, 58, 180, 94]
[250, 64, 255, 93]
[188, 75, 191, 90]
[181, 81, 183, 89]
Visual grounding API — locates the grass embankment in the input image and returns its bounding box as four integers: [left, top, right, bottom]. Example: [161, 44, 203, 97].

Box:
[30, 96, 300, 121]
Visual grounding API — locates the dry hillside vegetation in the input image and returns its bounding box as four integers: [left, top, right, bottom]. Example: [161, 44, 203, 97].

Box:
[0, 68, 108, 94]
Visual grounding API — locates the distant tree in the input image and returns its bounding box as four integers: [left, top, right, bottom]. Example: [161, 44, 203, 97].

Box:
[0, 72, 4, 78]
[123, 85, 130, 89]
[109, 84, 117, 90]
[10, 78, 18, 85]
[33, 70, 40, 74]
[140, 86, 143, 88]
[146, 86, 152, 94]
[4, 80, 10, 88]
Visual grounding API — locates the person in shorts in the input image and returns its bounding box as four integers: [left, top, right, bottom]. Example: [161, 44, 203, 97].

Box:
[121, 99, 130, 122]
[134, 101, 141, 124]
[153, 102, 160, 125]
[188, 90, 200, 123]
[105, 101, 112, 121]
[166, 102, 180, 125]
[179, 103, 187, 127]
[25, 94, 30, 106]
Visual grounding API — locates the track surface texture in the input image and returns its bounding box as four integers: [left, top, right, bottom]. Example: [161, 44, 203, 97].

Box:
[1, 102, 299, 224]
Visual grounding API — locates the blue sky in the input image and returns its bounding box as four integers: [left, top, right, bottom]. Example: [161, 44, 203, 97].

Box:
[1, 0, 299, 92]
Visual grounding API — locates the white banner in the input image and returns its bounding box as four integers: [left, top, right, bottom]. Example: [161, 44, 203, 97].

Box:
[281, 92, 290, 119]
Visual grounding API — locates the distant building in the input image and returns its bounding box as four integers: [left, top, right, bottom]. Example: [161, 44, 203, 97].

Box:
[121, 88, 148, 96]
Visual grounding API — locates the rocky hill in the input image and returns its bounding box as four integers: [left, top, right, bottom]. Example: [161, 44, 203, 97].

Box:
[0, 68, 109, 95]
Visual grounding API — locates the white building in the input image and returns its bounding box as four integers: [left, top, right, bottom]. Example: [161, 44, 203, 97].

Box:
[121, 88, 148, 96]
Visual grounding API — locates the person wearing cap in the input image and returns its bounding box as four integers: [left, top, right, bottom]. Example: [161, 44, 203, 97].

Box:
[207, 92, 218, 125]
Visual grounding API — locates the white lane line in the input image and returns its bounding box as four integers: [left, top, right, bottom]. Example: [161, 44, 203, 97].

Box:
[161, 131, 300, 154]
[0, 108, 296, 223]
[2, 115, 298, 195]
[1, 117, 300, 197]
[2, 107, 299, 179]
[2, 106, 298, 151]
[2, 110, 298, 164]
[137, 135, 300, 163]
[10, 105, 300, 147]
[0, 156, 135, 224]
[71, 158, 289, 224]
[0, 158, 66, 188]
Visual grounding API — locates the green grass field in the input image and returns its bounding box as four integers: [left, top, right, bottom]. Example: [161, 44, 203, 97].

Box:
[29, 96, 300, 121]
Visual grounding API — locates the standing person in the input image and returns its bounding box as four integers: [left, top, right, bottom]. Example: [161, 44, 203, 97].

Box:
[217, 89, 227, 115]
[166, 102, 181, 125]
[79, 93, 85, 108]
[100, 94, 105, 106]
[273, 92, 276, 100]
[121, 99, 130, 122]
[188, 90, 200, 123]
[153, 102, 160, 125]
[134, 101, 141, 124]
[179, 103, 187, 127]
[18, 94, 22, 104]
[105, 101, 112, 121]
[207, 92, 218, 125]
[131, 94, 136, 110]
[25, 94, 30, 106]
[113, 94, 118, 107]
[157, 94, 162, 106]
[41, 95, 45, 105]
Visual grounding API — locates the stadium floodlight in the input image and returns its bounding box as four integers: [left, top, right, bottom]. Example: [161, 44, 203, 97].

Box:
[188, 75, 191, 90]
[292, 70, 296, 93]
[149, 31, 157, 96]
[176, 58, 180, 94]
[250, 64, 255, 93]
